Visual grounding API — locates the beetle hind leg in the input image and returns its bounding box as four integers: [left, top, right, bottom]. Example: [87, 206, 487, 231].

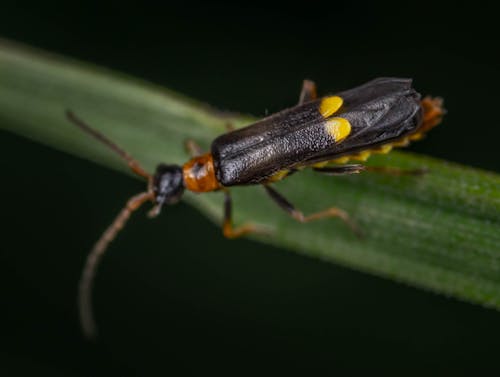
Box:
[314, 163, 427, 176]
[263, 184, 360, 236]
[313, 164, 366, 175]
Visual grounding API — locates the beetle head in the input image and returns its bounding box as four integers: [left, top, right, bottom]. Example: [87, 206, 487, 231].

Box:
[152, 164, 185, 207]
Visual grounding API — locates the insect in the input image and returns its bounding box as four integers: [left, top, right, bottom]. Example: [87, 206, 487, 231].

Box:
[67, 77, 444, 339]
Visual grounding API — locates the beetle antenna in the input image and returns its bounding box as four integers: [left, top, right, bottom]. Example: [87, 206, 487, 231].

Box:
[79, 191, 155, 340]
[65, 111, 157, 339]
[65, 110, 152, 182]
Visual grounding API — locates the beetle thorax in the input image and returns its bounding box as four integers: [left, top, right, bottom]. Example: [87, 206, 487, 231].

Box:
[182, 153, 221, 192]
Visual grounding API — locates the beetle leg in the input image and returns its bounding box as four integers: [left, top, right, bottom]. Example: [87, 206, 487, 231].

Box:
[263, 185, 360, 235]
[222, 190, 270, 238]
[184, 139, 204, 158]
[314, 164, 427, 176]
[313, 164, 366, 175]
[298, 79, 318, 104]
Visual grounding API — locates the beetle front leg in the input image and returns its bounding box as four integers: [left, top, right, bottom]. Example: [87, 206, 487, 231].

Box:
[222, 190, 270, 238]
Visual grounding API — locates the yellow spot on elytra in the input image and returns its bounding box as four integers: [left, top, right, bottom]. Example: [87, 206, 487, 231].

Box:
[319, 96, 343, 118]
[325, 117, 351, 143]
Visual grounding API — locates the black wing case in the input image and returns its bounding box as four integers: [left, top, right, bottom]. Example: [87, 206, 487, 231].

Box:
[211, 78, 422, 186]
[211, 100, 332, 186]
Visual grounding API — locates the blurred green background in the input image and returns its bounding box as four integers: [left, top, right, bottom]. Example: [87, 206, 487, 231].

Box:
[1, 2, 499, 375]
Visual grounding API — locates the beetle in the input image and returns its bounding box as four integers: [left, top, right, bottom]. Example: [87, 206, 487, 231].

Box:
[67, 77, 444, 339]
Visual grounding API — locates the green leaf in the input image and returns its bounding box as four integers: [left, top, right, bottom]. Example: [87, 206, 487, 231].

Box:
[1, 39, 499, 309]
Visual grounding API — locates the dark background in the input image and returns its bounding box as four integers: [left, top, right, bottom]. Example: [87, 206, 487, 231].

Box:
[1, 2, 499, 375]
